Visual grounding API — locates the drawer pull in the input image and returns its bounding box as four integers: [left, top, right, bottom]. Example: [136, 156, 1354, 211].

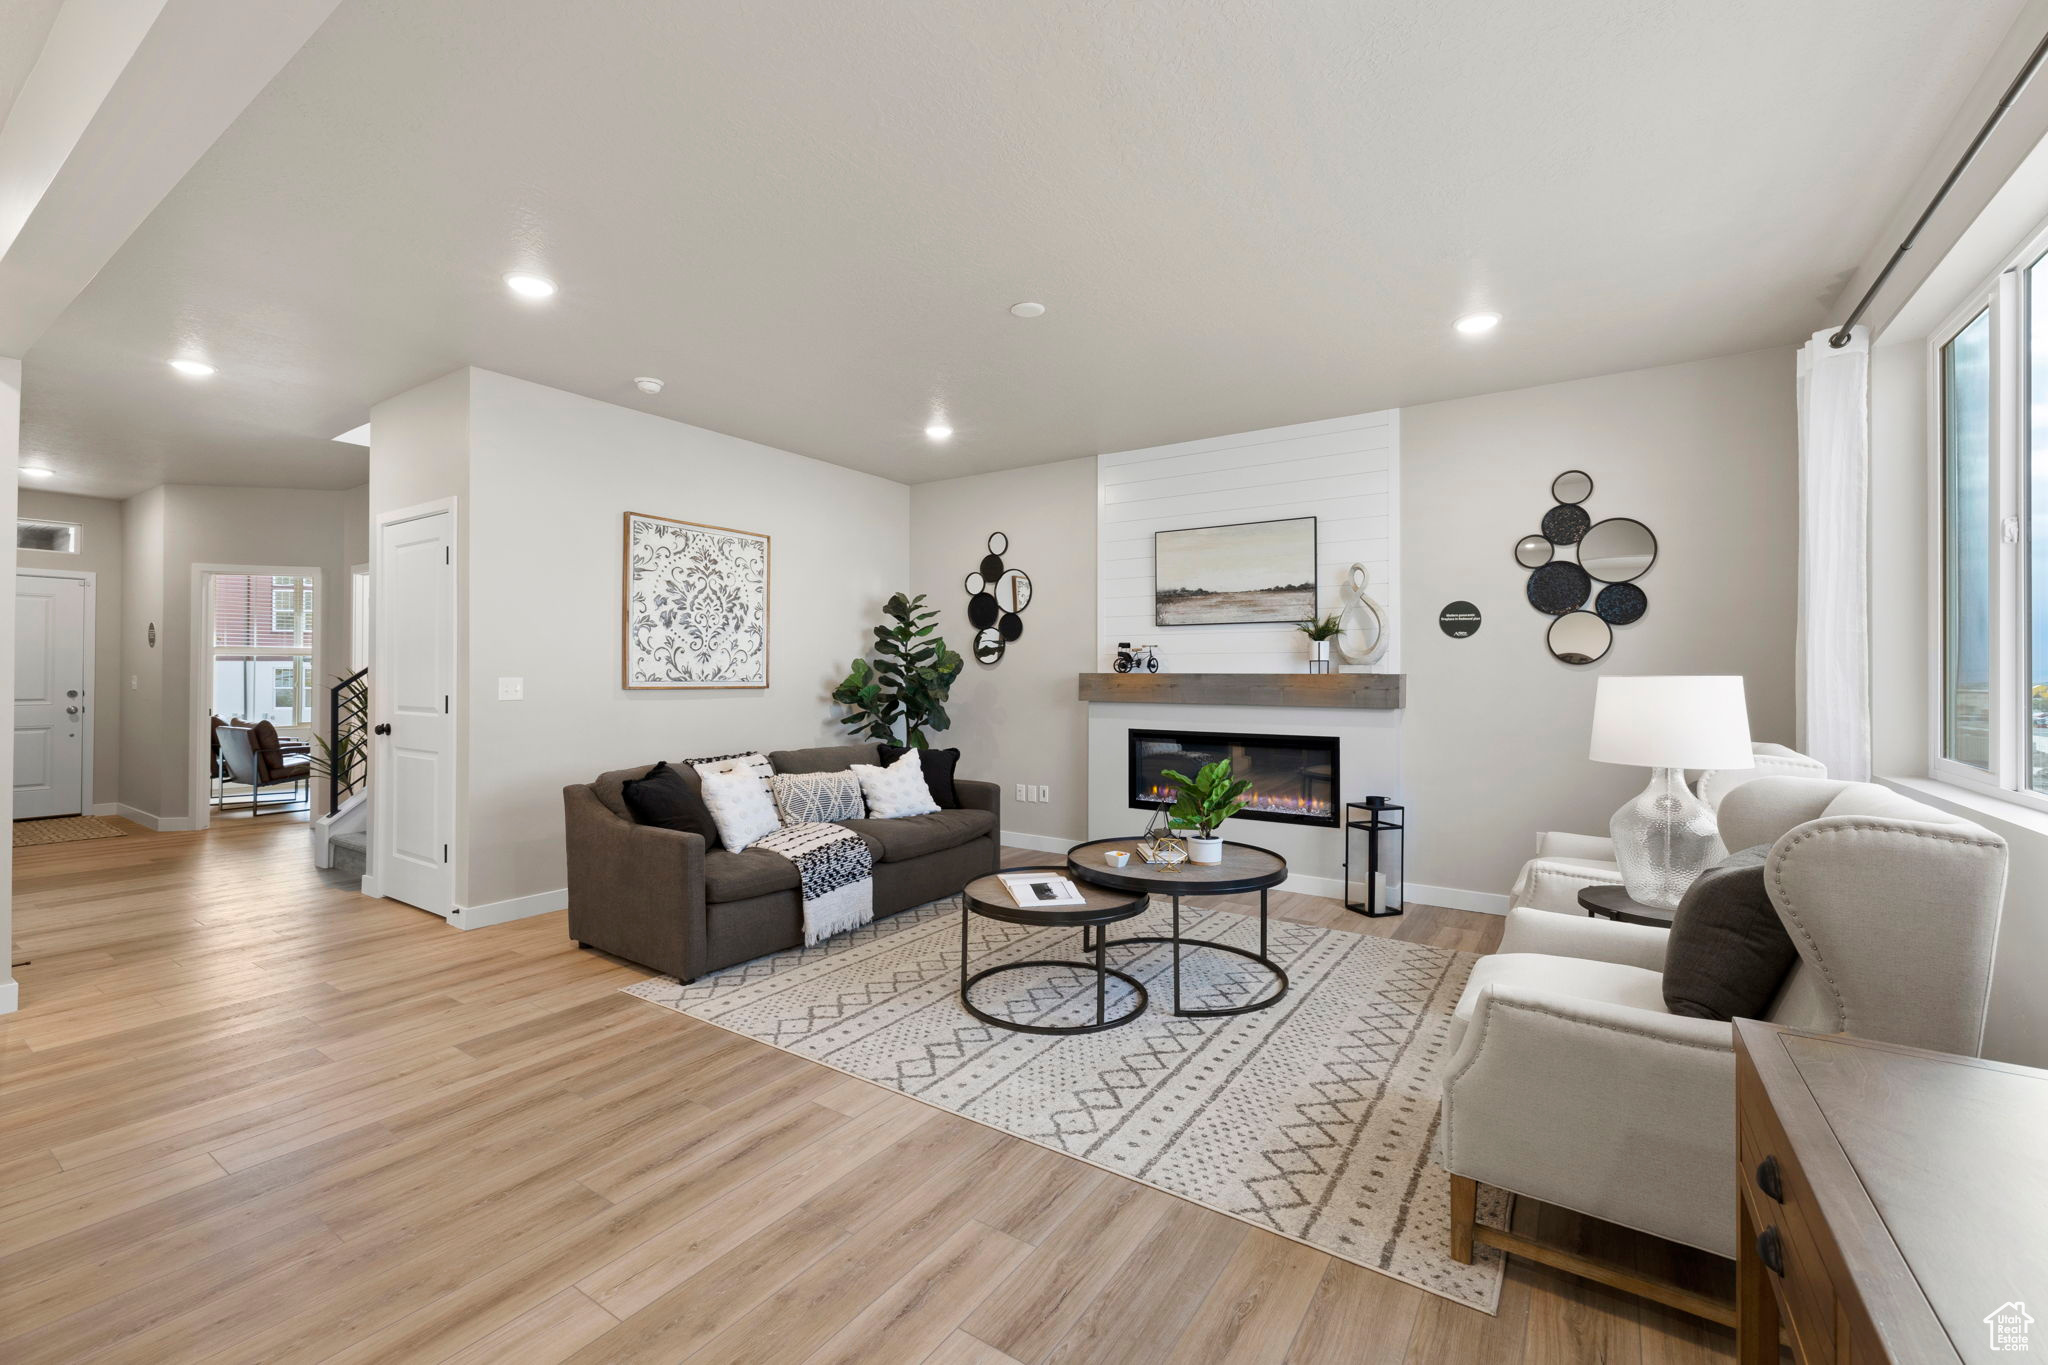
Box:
[1755, 1155, 1784, 1203]
[1756, 1225, 1785, 1277]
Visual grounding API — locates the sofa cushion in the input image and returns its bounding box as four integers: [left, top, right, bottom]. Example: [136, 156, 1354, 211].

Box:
[621, 761, 721, 845]
[878, 743, 961, 808]
[701, 846, 802, 902]
[835, 808, 992, 862]
[591, 764, 658, 821]
[770, 743, 879, 775]
[1662, 845, 1798, 1021]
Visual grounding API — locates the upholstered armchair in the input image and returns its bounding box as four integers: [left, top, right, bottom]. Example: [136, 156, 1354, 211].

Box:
[216, 723, 313, 814]
[1443, 778, 2007, 1287]
[1505, 742, 1826, 915]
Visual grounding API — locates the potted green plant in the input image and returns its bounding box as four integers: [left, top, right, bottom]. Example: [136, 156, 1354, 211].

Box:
[831, 592, 965, 749]
[1298, 612, 1340, 673]
[1160, 758, 1252, 864]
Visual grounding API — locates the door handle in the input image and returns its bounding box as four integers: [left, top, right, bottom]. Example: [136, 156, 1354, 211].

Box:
[65, 705, 80, 716]
[374, 723, 392, 736]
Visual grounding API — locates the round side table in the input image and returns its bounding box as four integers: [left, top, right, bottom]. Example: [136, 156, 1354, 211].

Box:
[1065, 838, 1289, 1018]
[1577, 884, 1677, 927]
[960, 869, 1150, 1035]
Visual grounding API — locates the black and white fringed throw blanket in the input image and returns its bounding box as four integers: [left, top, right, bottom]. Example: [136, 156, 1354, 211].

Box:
[751, 822, 874, 945]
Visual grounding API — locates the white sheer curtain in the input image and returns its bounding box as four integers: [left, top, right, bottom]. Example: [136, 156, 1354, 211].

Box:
[1794, 325, 1872, 781]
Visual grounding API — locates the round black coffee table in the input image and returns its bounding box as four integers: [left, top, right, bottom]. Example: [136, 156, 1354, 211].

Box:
[1066, 838, 1289, 1018]
[959, 868, 1151, 1035]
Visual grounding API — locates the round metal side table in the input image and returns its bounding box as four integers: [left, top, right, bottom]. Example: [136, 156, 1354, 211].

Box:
[959, 869, 1151, 1035]
[1065, 838, 1289, 1018]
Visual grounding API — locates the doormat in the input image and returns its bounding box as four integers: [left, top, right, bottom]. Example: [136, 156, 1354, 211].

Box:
[14, 816, 128, 847]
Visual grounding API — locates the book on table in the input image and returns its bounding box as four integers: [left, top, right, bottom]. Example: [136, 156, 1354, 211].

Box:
[997, 872, 1087, 907]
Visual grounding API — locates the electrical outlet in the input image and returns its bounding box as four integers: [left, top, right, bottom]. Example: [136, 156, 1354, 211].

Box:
[1036, 785, 1050, 803]
[497, 677, 524, 700]
[1015, 783, 1028, 802]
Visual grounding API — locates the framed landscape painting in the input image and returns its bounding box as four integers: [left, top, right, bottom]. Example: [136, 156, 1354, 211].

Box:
[623, 511, 770, 688]
[1154, 516, 1317, 626]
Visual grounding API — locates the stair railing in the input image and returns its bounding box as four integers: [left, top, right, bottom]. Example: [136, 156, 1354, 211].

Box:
[328, 668, 370, 809]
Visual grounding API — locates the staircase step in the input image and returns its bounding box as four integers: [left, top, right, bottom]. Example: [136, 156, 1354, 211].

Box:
[331, 831, 368, 876]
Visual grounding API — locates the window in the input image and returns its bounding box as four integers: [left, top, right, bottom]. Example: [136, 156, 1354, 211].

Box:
[1932, 243, 2048, 807]
[16, 519, 79, 553]
[211, 574, 315, 728]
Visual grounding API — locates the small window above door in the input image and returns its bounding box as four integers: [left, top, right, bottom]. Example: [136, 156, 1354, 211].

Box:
[16, 518, 80, 553]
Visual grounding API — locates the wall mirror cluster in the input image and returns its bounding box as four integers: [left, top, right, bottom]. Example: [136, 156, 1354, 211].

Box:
[1516, 470, 1657, 665]
[963, 531, 1030, 664]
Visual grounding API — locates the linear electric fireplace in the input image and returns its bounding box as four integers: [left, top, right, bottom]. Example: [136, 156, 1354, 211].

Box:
[1127, 728, 1339, 828]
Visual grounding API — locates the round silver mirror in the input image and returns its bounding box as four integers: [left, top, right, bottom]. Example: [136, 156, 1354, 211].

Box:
[1547, 610, 1612, 665]
[1514, 534, 1553, 568]
[987, 531, 1008, 556]
[994, 568, 1032, 613]
[963, 571, 985, 596]
[973, 627, 1005, 663]
[1579, 517, 1657, 583]
[1551, 470, 1594, 504]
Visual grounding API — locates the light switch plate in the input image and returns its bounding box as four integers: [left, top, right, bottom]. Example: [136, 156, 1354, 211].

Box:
[1036, 785, 1050, 803]
[497, 677, 524, 700]
[1015, 783, 1028, 801]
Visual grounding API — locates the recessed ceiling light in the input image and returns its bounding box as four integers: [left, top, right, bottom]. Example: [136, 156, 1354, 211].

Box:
[1010, 301, 1046, 318]
[633, 376, 665, 394]
[169, 358, 216, 377]
[504, 273, 557, 300]
[1454, 311, 1501, 336]
[925, 422, 954, 442]
[19, 466, 54, 479]
[332, 422, 372, 446]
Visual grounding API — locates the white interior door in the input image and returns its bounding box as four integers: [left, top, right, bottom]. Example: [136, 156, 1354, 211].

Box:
[372, 510, 454, 916]
[14, 574, 87, 820]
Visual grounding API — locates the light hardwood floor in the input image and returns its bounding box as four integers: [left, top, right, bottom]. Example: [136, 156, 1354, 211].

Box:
[1, 816, 1738, 1363]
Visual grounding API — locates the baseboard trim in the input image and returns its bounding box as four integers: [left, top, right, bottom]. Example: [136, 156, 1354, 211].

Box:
[1408, 883, 1509, 916]
[359, 874, 382, 900]
[449, 887, 566, 931]
[115, 805, 203, 833]
[1002, 830, 1085, 855]
[0, 979, 17, 1015]
[90, 802, 119, 817]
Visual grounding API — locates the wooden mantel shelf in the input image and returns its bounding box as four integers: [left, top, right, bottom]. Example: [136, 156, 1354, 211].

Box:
[1077, 672, 1404, 709]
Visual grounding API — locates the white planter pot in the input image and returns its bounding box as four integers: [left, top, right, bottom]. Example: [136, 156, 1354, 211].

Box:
[1307, 638, 1330, 673]
[1187, 836, 1223, 864]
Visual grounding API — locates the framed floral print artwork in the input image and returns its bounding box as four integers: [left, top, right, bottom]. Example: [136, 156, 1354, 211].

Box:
[623, 512, 770, 689]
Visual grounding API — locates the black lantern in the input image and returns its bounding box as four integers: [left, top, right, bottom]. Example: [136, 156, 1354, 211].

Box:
[1342, 797, 1404, 918]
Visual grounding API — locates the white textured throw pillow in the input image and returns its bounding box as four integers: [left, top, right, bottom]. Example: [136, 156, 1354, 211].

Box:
[770, 770, 865, 826]
[699, 765, 782, 851]
[850, 748, 939, 820]
[691, 751, 774, 796]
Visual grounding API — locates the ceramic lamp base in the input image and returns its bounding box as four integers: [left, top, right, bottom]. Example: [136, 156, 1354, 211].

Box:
[1609, 767, 1722, 910]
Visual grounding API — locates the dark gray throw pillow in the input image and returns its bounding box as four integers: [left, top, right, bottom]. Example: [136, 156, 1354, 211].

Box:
[621, 761, 722, 847]
[1661, 845, 1800, 1022]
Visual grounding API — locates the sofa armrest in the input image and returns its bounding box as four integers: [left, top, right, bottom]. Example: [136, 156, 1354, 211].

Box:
[563, 785, 708, 982]
[1496, 905, 1669, 969]
[1441, 982, 1737, 1255]
[1506, 856, 1624, 915]
[955, 778, 1001, 835]
[1534, 831, 1616, 862]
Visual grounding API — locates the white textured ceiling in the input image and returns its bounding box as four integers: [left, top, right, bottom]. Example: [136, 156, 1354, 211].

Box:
[17, 0, 2030, 496]
[0, 0, 62, 129]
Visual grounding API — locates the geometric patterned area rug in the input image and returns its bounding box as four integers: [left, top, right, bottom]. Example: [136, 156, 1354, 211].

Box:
[622, 895, 1511, 1310]
[13, 815, 127, 847]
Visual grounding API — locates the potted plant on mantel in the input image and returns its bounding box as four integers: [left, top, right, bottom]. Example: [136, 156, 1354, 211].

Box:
[1297, 613, 1341, 673]
[1161, 758, 1252, 865]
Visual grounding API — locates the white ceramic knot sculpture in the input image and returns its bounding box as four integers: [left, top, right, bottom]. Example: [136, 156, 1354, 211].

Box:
[1334, 563, 1389, 665]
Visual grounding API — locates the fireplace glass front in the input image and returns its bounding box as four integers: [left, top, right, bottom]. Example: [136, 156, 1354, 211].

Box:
[1127, 729, 1339, 828]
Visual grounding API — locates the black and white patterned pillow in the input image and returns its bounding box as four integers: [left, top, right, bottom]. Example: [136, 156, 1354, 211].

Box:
[770, 770, 864, 826]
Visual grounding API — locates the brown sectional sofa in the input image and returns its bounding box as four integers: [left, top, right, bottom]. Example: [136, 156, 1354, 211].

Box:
[563, 742, 999, 982]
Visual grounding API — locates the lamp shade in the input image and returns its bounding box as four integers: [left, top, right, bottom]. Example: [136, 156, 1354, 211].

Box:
[1588, 676, 1754, 770]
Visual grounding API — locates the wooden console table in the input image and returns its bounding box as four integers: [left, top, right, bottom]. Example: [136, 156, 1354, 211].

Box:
[1734, 1020, 2048, 1363]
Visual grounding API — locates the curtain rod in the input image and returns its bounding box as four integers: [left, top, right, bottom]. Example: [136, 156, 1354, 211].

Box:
[1830, 26, 2048, 347]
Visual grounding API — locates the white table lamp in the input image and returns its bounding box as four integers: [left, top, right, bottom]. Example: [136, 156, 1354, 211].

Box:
[1589, 676, 1753, 909]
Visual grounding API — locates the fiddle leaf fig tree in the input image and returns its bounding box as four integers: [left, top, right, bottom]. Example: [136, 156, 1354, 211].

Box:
[831, 592, 964, 749]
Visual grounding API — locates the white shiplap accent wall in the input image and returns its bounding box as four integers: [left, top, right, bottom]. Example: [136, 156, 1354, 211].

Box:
[1096, 409, 1399, 674]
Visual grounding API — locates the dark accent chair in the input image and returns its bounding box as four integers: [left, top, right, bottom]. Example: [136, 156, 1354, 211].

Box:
[216, 722, 312, 814]
[564, 743, 1000, 982]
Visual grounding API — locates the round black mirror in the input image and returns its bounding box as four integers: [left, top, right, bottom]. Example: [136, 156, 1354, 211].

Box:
[1526, 560, 1590, 615]
[1547, 610, 1612, 665]
[994, 569, 1032, 613]
[1541, 503, 1591, 545]
[1551, 470, 1594, 504]
[967, 592, 999, 630]
[1595, 581, 1647, 625]
[1579, 517, 1657, 583]
[979, 552, 1004, 579]
[1514, 534, 1553, 568]
[973, 627, 1005, 663]
[998, 612, 1024, 641]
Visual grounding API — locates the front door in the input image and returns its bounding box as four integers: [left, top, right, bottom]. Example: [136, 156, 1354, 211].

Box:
[372, 509, 455, 916]
[14, 574, 87, 819]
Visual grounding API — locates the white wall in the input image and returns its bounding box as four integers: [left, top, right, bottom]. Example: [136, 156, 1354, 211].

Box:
[1097, 411, 1399, 675]
[17, 489, 122, 808]
[2, 358, 19, 1013]
[118, 487, 165, 825]
[908, 458, 1096, 846]
[457, 370, 909, 911]
[1400, 348, 1800, 901]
